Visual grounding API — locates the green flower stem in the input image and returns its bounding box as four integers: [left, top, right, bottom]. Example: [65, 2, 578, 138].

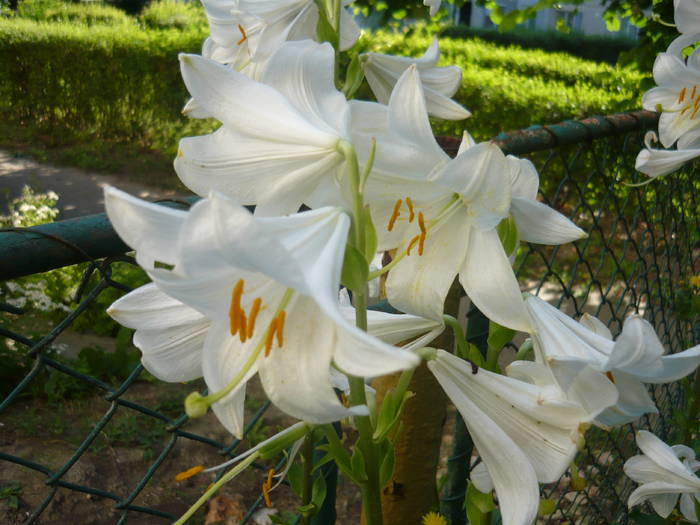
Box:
[300, 433, 316, 525]
[442, 315, 469, 359]
[174, 452, 259, 525]
[339, 138, 384, 525]
[485, 345, 500, 372]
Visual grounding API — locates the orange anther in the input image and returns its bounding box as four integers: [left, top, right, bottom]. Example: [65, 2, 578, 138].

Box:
[238, 309, 248, 343]
[264, 318, 279, 357]
[406, 235, 420, 256]
[387, 199, 402, 231]
[266, 468, 275, 486]
[175, 465, 204, 481]
[229, 280, 245, 335]
[693, 85, 697, 99]
[417, 211, 427, 235]
[605, 371, 616, 383]
[261, 468, 275, 507]
[247, 297, 262, 338]
[418, 232, 426, 256]
[237, 24, 248, 46]
[679, 87, 687, 104]
[275, 311, 286, 347]
[405, 197, 415, 222]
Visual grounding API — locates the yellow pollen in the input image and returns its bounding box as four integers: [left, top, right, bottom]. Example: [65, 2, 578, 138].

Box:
[237, 24, 248, 45]
[605, 371, 616, 383]
[679, 87, 687, 104]
[406, 235, 420, 256]
[275, 310, 286, 347]
[387, 199, 402, 231]
[238, 308, 248, 343]
[175, 465, 204, 481]
[265, 318, 279, 357]
[405, 197, 415, 222]
[247, 297, 262, 338]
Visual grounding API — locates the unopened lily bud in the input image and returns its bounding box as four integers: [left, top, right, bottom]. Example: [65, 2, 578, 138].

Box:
[185, 392, 209, 419]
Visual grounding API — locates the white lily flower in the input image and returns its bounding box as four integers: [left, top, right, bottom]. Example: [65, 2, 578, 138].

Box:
[635, 130, 700, 178]
[352, 68, 582, 330]
[428, 350, 611, 525]
[360, 37, 470, 120]
[525, 295, 700, 427]
[625, 430, 700, 522]
[175, 40, 352, 216]
[642, 48, 700, 148]
[104, 186, 424, 436]
[674, 0, 700, 35]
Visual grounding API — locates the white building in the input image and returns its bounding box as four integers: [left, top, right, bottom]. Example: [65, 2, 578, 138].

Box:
[460, 1, 640, 38]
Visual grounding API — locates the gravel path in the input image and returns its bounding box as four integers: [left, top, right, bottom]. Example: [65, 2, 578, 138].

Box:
[0, 150, 183, 219]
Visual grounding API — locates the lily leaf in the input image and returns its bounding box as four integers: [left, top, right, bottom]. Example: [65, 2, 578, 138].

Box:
[378, 439, 395, 489]
[487, 321, 515, 354]
[341, 243, 369, 293]
[350, 446, 368, 483]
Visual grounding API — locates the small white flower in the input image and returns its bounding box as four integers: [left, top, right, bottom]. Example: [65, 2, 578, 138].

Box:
[625, 430, 700, 522]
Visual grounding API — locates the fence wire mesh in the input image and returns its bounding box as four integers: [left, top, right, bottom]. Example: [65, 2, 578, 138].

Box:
[1, 110, 698, 524]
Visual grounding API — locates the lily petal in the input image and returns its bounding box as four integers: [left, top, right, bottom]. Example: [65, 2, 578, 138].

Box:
[510, 197, 586, 245]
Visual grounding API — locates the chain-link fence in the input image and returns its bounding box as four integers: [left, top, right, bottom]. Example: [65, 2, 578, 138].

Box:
[1, 110, 698, 524]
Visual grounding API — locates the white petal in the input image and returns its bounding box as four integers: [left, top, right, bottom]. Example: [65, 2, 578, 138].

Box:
[636, 138, 700, 178]
[639, 344, 700, 384]
[604, 316, 664, 377]
[649, 492, 682, 518]
[629, 482, 693, 513]
[579, 313, 613, 340]
[459, 228, 533, 332]
[339, 7, 360, 50]
[506, 156, 539, 200]
[470, 461, 494, 493]
[680, 493, 700, 522]
[202, 322, 261, 438]
[386, 206, 470, 321]
[258, 295, 355, 423]
[428, 354, 540, 525]
[262, 40, 349, 138]
[595, 371, 656, 427]
[637, 431, 700, 486]
[103, 186, 187, 268]
[361, 308, 444, 351]
[511, 197, 586, 245]
[675, 0, 700, 35]
[108, 284, 209, 382]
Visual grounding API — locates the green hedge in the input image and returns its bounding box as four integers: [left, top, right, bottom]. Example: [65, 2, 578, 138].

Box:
[0, 18, 212, 157]
[16, 0, 135, 26]
[0, 18, 644, 170]
[441, 25, 637, 65]
[139, 0, 207, 31]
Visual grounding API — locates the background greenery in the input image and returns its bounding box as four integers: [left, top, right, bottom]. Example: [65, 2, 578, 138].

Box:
[0, 0, 646, 180]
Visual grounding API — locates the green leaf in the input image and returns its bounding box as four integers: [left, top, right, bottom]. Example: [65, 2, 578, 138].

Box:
[341, 243, 369, 293]
[372, 390, 414, 442]
[343, 53, 365, 100]
[350, 446, 368, 483]
[496, 215, 518, 256]
[311, 471, 327, 510]
[603, 11, 621, 32]
[286, 462, 304, 497]
[467, 480, 495, 513]
[487, 321, 515, 354]
[378, 440, 395, 489]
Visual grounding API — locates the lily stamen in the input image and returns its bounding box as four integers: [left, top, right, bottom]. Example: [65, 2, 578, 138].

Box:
[247, 297, 262, 338]
[175, 465, 204, 481]
[387, 199, 403, 231]
[236, 24, 248, 46]
[275, 311, 286, 347]
[405, 196, 415, 222]
[406, 234, 420, 256]
[605, 371, 616, 383]
[229, 279, 245, 335]
[679, 87, 687, 104]
[264, 318, 279, 357]
[238, 308, 248, 343]
[417, 211, 427, 255]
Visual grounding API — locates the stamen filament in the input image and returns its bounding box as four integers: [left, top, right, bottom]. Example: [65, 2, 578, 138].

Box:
[247, 297, 262, 338]
[387, 199, 402, 231]
[406, 197, 415, 222]
[175, 465, 204, 481]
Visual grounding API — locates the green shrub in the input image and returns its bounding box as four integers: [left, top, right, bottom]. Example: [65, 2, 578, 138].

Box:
[441, 24, 637, 65]
[0, 18, 213, 157]
[17, 0, 134, 26]
[139, 0, 206, 30]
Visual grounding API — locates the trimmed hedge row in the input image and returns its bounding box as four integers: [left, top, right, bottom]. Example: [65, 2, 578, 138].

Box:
[0, 18, 643, 161]
[441, 24, 637, 65]
[0, 19, 212, 155]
